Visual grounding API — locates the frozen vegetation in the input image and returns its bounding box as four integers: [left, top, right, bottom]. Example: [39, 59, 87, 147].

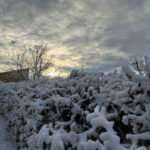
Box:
[0, 56, 150, 150]
[0, 116, 16, 150]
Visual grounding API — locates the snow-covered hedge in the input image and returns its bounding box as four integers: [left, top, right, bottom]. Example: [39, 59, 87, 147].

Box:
[0, 57, 150, 150]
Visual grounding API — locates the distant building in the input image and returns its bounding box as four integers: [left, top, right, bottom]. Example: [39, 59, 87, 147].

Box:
[0, 68, 29, 83]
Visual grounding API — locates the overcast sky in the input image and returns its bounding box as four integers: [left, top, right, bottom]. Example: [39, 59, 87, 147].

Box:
[0, 0, 150, 75]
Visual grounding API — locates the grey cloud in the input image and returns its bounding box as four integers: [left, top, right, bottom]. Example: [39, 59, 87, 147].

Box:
[0, 0, 59, 14]
[0, 0, 150, 73]
[77, 52, 127, 69]
[102, 29, 150, 57]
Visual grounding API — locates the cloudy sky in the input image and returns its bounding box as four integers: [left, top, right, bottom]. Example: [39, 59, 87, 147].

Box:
[0, 0, 150, 76]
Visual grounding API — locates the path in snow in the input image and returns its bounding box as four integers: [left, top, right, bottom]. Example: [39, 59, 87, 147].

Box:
[0, 115, 16, 150]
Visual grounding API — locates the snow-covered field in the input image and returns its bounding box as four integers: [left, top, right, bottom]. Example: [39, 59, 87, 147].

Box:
[0, 56, 150, 150]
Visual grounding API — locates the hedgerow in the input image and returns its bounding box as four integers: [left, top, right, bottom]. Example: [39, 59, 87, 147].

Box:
[0, 56, 150, 150]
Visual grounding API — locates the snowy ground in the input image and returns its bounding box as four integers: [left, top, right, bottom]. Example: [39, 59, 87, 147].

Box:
[0, 115, 16, 150]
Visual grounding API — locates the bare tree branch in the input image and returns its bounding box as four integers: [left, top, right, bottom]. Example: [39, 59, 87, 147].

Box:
[4, 44, 54, 79]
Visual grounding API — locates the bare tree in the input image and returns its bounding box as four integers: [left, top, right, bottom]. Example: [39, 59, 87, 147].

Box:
[4, 44, 54, 80]
[27, 45, 53, 79]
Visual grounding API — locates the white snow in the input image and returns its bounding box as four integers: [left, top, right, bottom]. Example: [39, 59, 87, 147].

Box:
[0, 115, 16, 150]
[0, 56, 150, 150]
